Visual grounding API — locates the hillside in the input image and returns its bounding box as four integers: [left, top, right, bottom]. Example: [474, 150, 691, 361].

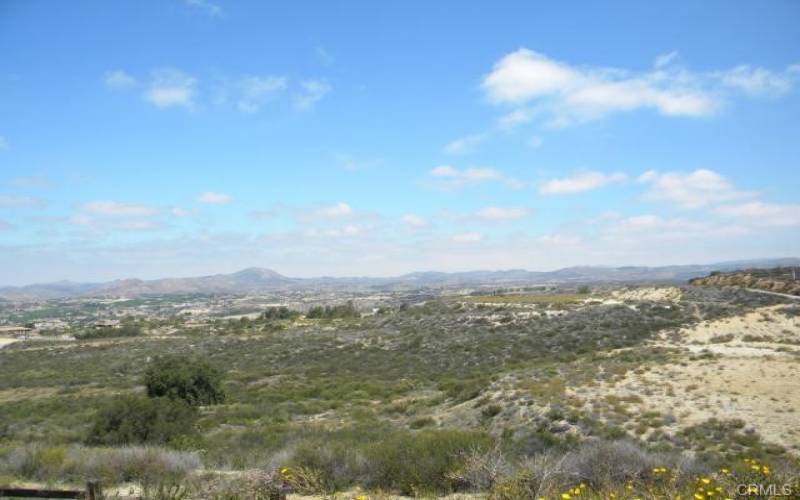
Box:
[690, 267, 800, 296]
[2, 257, 799, 299]
[1, 284, 799, 498]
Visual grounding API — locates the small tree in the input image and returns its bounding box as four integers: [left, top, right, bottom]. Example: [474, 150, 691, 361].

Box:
[144, 355, 226, 406]
[87, 395, 197, 445]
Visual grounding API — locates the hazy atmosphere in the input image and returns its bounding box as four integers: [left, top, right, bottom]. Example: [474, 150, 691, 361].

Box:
[1, 1, 799, 285]
[2, 3, 800, 499]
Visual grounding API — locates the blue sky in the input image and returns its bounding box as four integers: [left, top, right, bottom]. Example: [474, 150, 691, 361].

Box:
[1, 0, 799, 285]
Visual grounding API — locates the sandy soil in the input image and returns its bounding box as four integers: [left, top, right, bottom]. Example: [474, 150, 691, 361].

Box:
[570, 304, 800, 453]
[611, 286, 683, 303]
[0, 337, 21, 349]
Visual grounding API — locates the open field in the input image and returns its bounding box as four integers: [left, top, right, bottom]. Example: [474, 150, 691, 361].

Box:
[1, 285, 798, 498]
[460, 293, 589, 305]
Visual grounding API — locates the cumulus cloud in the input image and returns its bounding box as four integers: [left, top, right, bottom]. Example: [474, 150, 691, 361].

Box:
[497, 108, 534, 129]
[451, 232, 483, 243]
[70, 214, 162, 232]
[540, 171, 626, 195]
[171, 207, 192, 217]
[638, 169, 754, 209]
[401, 214, 427, 227]
[715, 201, 800, 226]
[197, 192, 232, 204]
[294, 79, 331, 110]
[428, 165, 524, 190]
[82, 201, 160, 216]
[605, 214, 749, 240]
[105, 70, 137, 89]
[482, 48, 797, 127]
[236, 75, 288, 112]
[316, 202, 353, 218]
[443, 134, 485, 155]
[145, 69, 197, 108]
[718, 65, 794, 95]
[476, 207, 530, 220]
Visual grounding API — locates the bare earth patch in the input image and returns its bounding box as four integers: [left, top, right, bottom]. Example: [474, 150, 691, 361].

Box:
[572, 304, 800, 453]
[611, 286, 683, 303]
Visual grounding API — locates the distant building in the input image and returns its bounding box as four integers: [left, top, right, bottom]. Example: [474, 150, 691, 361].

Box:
[0, 325, 33, 336]
[90, 319, 121, 329]
[34, 320, 69, 330]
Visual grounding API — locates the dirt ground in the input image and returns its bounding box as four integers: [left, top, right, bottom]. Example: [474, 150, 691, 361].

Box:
[571, 304, 800, 452]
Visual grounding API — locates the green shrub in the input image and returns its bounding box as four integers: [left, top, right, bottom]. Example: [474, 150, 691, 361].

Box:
[75, 324, 142, 340]
[410, 417, 436, 429]
[0, 445, 201, 485]
[144, 355, 225, 406]
[306, 301, 360, 319]
[481, 404, 502, 419]
[365, 430, 494, 495]
[261, 307, 300, 321]
[87, 395, 197, 446]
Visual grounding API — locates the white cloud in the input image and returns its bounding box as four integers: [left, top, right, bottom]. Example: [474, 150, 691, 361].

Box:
[428, 165, 524, 190]
[476, 207, 530, 220]
[483, 49, 579, 104]
[304, 223, 366, 238]
[537, 233, 581, 245]
[715, 202, 800, 226]
[451, 232, 483, 243]
[236, 75, 288, 112]
[316, 202, 353, 218]
[171, 207, 192, 217]
[82, 201, 160, 216]
[184, 0, 222, 17]
[105, 70, 137, 89]
[654, 51, 679, 69]
[197, 192, 232, 204]
[718, 65, 794, 95]
[638, 169, 754, 209]
[145, 69, 197, 108]
[70, 214, 161, 231]
[0, 195, 42, 207]
[606, 214, 749, 240]
[443, 134, 484, 154]
[498, 108, 534, 129]
[481, 48, 796, 127]
[401, 214, 427, 227]
[294, 79, 331, 110]
[540, 171, 626, 195]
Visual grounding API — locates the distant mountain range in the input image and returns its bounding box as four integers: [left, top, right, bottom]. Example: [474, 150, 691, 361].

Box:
[2, 257, 799, 300]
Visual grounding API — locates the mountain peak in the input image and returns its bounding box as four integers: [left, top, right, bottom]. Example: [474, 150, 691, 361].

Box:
[231, 267, 287, 279]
